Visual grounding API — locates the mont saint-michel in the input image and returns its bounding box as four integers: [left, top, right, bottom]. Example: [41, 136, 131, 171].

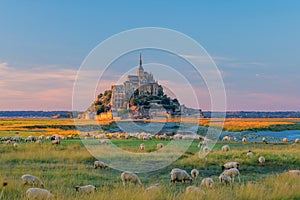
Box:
[79, 53, 202, 120]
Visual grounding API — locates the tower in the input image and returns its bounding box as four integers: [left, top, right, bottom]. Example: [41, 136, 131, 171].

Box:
[137, 52, 144, 77]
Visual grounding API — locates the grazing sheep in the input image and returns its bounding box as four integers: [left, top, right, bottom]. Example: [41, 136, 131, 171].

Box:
[170, 168, 192, 184]
[121, 171, 142, 186]
[35, 140, 42, 145]
[242, 138, 247, 143]
[283, 138, 288, 143]
[203, 146, 211, 153]
[191, 169, 199, 180]
[26, 188, 54, 200]
[13, 143, 18, 148]
[21, 174, 44, 188]
[157, 143, 164, 149]
[221, 145, 230, 152]
[51, 139, 60, 145]
[200, 178, 214, 189]
[222, 168, 241, 183]
[145, 183, 160, 192]
[94, 161, 107, 169]
[26, 135, 36, 142]
[140, 143, 145, 150]
[262, 137, 268, 143]
[288, 170, 300, 176]
[258, 156, 265, 165]
[295, 138, 299, 143]
[5, 140, 11, 145]
[222, 136, 231, 142]
[246, 150, 254, 157]
[74, 185, 96, 194]
[219, 174, 232, 186]
[185, 186, 204, 194]
[222, 162, 239, 170]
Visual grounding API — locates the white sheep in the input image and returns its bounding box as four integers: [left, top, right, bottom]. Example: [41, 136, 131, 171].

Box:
[222, 162, 239, 170]
[295, 138, 299, 143]
[13, 142, 18, 148]
[222, 136, 231, 142]
[51, 139, 60, 145]
[246, 150, 254, 157]
[94, 161, 107, 169]
[26, 188, 54, 200]
[222, 168, 241, 183]
[288, 170, 300, 176]
[145, 183, 160, 192]
[185, 186, 204, 194]
[121, 171, 142, 186]
[200, 178, 214, 189]
[219, 174, 232, 186]
[221, 145, 230, 152]
[21, 174, 44, 188]
[140, 143, 145, 150]
[242, 137, 247, 143]
[203, 146, 211, 153]
[74, 185, 96, 194]
[258, 156, 265, 165]
[35, 140, 42, 145]
[170, 168, 192, 184]
[190, 169, 199, 180]
[157, 143, 164, 149]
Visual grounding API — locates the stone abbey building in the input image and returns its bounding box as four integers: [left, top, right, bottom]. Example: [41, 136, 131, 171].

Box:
[111, 53, 159, 110]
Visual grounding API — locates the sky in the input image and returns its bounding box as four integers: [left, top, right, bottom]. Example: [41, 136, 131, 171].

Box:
[0, 1, 300, 111]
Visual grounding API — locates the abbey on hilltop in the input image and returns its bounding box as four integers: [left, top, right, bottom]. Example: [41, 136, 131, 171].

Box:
[111, 53, 159, 110]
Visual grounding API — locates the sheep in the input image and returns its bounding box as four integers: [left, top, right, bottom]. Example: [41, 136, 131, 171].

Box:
[13, 142, 18, 148]
[35, 140, 42, 145]
[246, 150, 254, 157]
[140, 143, 145, 150]
[157, 143, 164, 149]
[26, 188, 54, 200]
[51, 139, 60, 145]
[262, 137, 268, 143]
[203, 146, 211, 153]
[21, 174, 44, 188]
[283, 138, 288, 143]
[145, 183, 160, 192]
[258, 156, 265, 165]
[222, 162, 239, 170]
[222, 136, 231, 142]
[74, 185, 96, 194]
[185, 186, 204, 194]
[288, 170, 300, 176]
[200, 178, 214, 189]
[221, 145, 230, 152]
[222, 168, 241, 183]
[170, 168, 192, 184]
[121, 171, 142, 186]
[242, 137, 247, 143]
[219, 174, 232, 186]
[190, 169, 199, 180]
[295, 138, 299, 143]
[94, 161, 107, 169]
[5, 140, 11, 145]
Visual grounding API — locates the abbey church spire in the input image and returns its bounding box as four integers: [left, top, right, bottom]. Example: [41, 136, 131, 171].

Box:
[137, 52, 144, 76]
[139, 52, 142, 67]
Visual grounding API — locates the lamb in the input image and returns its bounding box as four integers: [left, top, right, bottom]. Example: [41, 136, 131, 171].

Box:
[94, 161, 107, 169]
[288, 170, 300, 176]
[262, 137, 268, 143]
[26, 188, 54, 200]
[222, 162, 239, 170]
[157, 143, 164, 149]
[185, 186, 204, 194]
[190, 169, 199, 180]
[121, 171, 142, 186]
[13, 142, 18, 148]
[200, 178, 214, 189]
[222, 136, 231, 142]
[140, 143, 145, 150]
[282, 138, 288, 143]
[258, 156, 265, 165]
[222, 145, 230, 152]
[74, 185, 96, 194]
[222, 168, 241, 183]
[170, 168, 192, 184]
[295, 138, 299, 143]
[242, 137, 247, 143]
[21, 174, 44, 188]
[246, 150, 254, 157]
[145, 183, 160, 192]
[35, 140, 42, 145]
[219, 174, 232, 186]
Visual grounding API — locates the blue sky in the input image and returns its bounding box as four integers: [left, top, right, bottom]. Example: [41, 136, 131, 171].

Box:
[0, 1, 299, 111]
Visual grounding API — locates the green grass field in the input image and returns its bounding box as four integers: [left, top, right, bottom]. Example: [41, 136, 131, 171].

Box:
[0, 138, 299, 200]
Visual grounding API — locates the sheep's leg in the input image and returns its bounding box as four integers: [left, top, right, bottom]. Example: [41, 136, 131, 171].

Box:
[232, 176, 235, 183]
[238, 175, 241, 183]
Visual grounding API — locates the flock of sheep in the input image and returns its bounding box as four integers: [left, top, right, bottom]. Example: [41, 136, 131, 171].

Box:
[1, 133, 299, 199]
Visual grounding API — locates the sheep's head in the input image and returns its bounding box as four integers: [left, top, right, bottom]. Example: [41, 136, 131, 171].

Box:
[221, 166, 225, 170]
[40, 183, 45, 188]
[74, 186, 80, 192]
